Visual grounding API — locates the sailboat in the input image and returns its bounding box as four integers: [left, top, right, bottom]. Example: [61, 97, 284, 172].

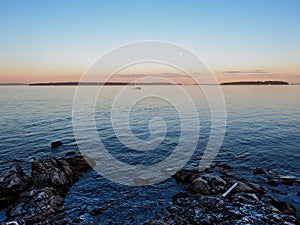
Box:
[132, 76, 141, 90]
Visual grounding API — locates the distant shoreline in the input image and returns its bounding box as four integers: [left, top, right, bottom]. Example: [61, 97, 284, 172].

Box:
[0, 81, 294, 86]
[220, 81, 289, 85]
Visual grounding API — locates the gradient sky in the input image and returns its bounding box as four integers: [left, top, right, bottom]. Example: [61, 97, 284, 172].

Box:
[0, 0, 300, 83]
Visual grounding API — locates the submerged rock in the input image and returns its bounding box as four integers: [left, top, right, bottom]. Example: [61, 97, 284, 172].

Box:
[66, 151, 75, 156]
[51, 141, 63, 149]
[253, 167, 266, 175]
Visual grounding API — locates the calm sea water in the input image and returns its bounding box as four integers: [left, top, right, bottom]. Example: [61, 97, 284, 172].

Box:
[0, 85, 299, 222]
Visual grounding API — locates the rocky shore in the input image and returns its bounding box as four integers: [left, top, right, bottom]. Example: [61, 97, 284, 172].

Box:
[0, 155, 95, 225]
[145, 163, 300, 225]
[1, 157, 299, 224]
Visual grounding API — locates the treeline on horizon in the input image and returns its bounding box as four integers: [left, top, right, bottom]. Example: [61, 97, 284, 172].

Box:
[28, 82, 177, 86]
[220, 81, 289, 85]
[0, 80, 290, 86]
[29, 81, 289, 86]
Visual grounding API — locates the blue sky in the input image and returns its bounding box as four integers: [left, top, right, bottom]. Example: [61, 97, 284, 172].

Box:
[0, 0, 300, 83]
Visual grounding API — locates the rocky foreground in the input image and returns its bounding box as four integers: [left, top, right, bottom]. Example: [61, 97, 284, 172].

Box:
[145, 164, 300, 225]
[0, 155, 95, 225]
[1, 157, 299, 225]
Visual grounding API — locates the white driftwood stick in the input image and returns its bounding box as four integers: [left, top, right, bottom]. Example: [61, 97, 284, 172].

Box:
[222, 182, 238, 198]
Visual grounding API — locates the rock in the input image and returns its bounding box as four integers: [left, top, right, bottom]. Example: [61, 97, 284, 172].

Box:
[7, 187, 65, 223]
[65, 155, 96, 172]
[51, 141, 63, 149]
[216, 163, 232, 169]
[271, 200, 297, 216]
[193, 177, 212, 194]
[246, 193, 260, 202]
[31, 158, 77, 191]
[2, 222, 19, 225]
[280, 176, 296, 186]
[0, 164, 31, 193]
[0, 164, 31, 208]
[267, 178, 279, 186]
[202, 174, 227, 193]
[66, 151, 75, 156]
[173, 169, 202, 182]
[0, 155, 95, 225]
[253, 167, 266, 175]
[297, 192, 300, 197]
[248, 182, 265, 194]
[235, 181, 255, 193]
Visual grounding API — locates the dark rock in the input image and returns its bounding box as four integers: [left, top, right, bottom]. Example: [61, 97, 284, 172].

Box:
[270, 188, 287, 195]
[247, 182, 265, 194]
[253, 167, 266, 175]
[31, 158, 77, 191]
[2, 222, 19, 225]
[65, 151, 75, 156]
[271, 200, 297, 216]
[193, 177, 212, 194]
[297, 192, 300, 197]
[280, 176, 296, 186]
[202, 174, 227, 193]
[0, 164, 31, 208]
[267, 178, 279, 186]
[7, 187, 65, 224]
[0, 155, 95, 225]
[65, 155, 96, 172]
[51, 141, 63, 149]
[216, 163, 232, 169]
[0, 164, 31, 194]
[235, 181, 255, 193]
[173, 169, 203, 182]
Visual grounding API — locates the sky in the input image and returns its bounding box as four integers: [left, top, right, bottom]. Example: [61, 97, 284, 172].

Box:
[0, 0, 300, 84]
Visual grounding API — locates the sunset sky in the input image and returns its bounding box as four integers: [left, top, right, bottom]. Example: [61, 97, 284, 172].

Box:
[0, 0, 300, 83]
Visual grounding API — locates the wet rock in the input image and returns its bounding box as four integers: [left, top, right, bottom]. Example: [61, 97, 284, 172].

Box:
[51, 141, 63, 149]
[271, 200, 297, 216]
[7, 187, 65, 223]
[253, 167, 266, 175]
[173, 169, 202, 182]
[147, 164, 300, 225]
[235, 181, 255, 193]
[280, 176, 296, 186]
[202, 174, 227, 193]
[216, 163, 232, 169]
[0, 164, 31, 194]
[1, 155, 95, 225]
[193, 177, 212, 194]
[66, 151, 75, 156]
[267, 178, 279, 186]
[66, 155, 96, 172]
[0, 164, 31, 208]
[2, 222, 19, 225]
[31, 158, 77, 191]
[247, 182, 265, 194]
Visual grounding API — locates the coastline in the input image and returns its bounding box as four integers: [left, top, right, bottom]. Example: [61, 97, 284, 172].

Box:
[0, 154, 299, 224]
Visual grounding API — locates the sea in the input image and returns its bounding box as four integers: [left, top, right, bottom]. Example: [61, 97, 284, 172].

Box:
[0, 85, 299, 223]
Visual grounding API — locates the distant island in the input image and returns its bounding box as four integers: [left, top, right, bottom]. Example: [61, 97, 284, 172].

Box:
[29, 82, 178, 86]
[0, 83, 27, 86]
[221, 81, 289, 85]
